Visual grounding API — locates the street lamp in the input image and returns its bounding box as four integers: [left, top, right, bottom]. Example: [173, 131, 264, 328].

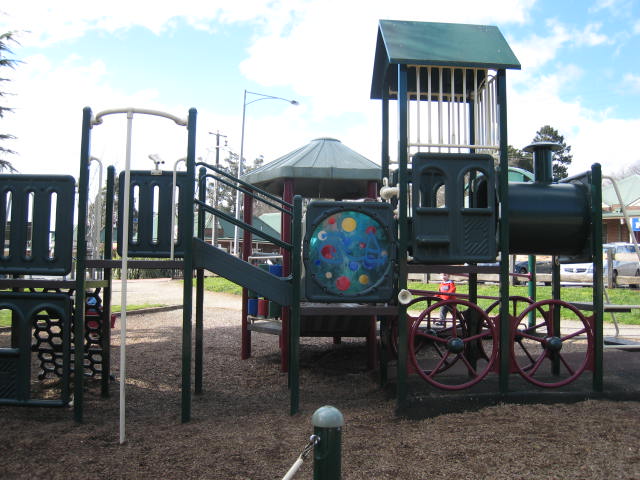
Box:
[209, 130, 228, 248]
[233, 89, 299, 256]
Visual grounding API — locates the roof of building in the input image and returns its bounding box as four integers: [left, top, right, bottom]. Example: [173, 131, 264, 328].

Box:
[217, 215, 279, 241]
[241, 137, 380, 198]
[602, 174, 640, 208]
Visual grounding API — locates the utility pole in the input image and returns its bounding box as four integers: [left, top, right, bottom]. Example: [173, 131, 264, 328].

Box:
[209, 131, 227, 248]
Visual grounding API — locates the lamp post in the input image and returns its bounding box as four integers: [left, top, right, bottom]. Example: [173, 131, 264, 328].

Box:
[234, 89, 299, 257]
[209, 130, 228, 248]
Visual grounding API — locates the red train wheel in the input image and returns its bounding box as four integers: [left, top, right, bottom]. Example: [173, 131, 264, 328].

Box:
[511, 299, 593, 388]
[409, 299, 498, 390]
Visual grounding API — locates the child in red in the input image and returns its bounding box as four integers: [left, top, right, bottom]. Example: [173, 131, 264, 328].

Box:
[437, 273, 456, 323]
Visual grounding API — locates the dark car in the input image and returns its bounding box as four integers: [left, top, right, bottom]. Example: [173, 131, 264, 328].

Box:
[513, 260, 553, 285]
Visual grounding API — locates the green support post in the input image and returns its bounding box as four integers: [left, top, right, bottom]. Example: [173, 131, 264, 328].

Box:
[496, 69, 511, 394]
[396, 63, 409, 410]
[379, 89, 390, 387]
[551, 255, 561, 375]
[591, 164, 604, 391]
[181, 108, 197, 423]
[289, 195, 302, 415]
[195, 167, 206, 395]
[312, 406, 344, 480]
[101, 166, 116, 398]
[527, 255, 536, 328]
[74, 106, 93, 422]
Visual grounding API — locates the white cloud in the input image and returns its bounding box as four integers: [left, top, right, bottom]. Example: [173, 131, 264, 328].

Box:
[622, 73, 640, 93]
[3, 0, 639, 181]
[508, 67, 640, 176]
[573, 22, 611, 46]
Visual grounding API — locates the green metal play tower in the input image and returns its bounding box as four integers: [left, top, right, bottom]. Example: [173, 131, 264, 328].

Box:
[367, 20, 604, 408]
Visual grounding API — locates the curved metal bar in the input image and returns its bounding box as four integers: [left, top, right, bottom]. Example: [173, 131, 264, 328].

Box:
[92, 107, 188, 126]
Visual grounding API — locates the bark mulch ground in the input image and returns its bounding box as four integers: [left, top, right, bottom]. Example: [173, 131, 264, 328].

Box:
[2, 303, 640, 480]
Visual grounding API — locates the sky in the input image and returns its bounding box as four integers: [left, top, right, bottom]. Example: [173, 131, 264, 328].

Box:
[1, 0, 640, 193]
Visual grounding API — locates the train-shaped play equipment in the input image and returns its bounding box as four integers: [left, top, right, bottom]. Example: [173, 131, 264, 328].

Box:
[0, 20, 605, 423]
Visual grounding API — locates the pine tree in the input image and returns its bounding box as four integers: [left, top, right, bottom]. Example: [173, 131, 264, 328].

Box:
[0, 31, 19, 172]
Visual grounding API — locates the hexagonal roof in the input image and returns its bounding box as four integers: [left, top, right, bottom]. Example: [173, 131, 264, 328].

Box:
[241, 137, 380, 198]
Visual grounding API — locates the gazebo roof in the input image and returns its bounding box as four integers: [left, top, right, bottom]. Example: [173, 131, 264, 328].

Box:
[371, 20, 521, 99]
[241, 137, 381, 198]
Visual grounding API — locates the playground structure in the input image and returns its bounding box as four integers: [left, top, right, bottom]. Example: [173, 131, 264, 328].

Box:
[0, 20, 614, 430]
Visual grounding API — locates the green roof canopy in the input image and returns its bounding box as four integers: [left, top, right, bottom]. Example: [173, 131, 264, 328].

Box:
[371, 20, 520, 99]
[602, 174, 640, 207]
[241, 137, 380, 199]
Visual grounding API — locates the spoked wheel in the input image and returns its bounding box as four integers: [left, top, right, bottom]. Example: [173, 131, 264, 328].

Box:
[485, 295, 536, 318]
[389, 296, 445, 359]
[511, 299, 593, 388]
[409, 299, 498, 390]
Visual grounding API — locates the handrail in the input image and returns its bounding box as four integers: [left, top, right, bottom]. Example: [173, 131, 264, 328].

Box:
[196, 160, 292, 210]
[194, 199, 291, 250]
[92, 107, 187, 126]
[201, 173, 291, 215]
[195, 160, 296, 254]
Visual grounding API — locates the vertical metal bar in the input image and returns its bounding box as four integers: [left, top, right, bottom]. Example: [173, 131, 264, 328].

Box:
[551, 255, 561, 375]
[74, 106, 92, 423]
[591, 164, 604, 391]
[381, 91, 390, 180]
[289, 195, 302, 415]
[473, 69, 479, 149]
[455, 70, 461, 152]
[416, 66, 421, 152]
[527, 254, 536, 328]
[427, 66, 432, 149]
[181, 108, 197, 423]
[496, 70, 510, 393]
[170, 159, 186, 259]
[195, 167, 206, 394]
[438, 67, 443, 151]
[117, 110, 135, 444]
[463, 68, 468, 148]
[241, 187, 253, 359]
[281, 179, 294, 373]
[449, 67, 454, 152]
[101, 166, 115, 398]
[396, 64, 409, 409]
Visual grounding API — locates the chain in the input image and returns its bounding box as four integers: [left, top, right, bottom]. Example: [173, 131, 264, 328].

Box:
[281, 435, 320, 480]
[301, 434, 320, 460]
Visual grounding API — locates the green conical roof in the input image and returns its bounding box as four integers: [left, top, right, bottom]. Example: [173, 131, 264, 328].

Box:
[241, 137, 380, 199]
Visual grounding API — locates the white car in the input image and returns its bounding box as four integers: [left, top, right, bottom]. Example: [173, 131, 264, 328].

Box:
[561, 243, 640, 286]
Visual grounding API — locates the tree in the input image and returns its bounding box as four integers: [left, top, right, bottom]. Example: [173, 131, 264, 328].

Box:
[531, 125, 572, 179]
[0, 31, 19, 172]
[507, 145, 533, 172]
[206, 151, 265, 214]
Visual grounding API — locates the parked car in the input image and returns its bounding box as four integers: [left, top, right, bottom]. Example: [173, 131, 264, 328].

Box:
[561, 243, 640, 287]
[513, 259, 553, 285]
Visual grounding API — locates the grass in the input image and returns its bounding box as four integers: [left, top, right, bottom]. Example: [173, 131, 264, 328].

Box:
[202, 277, 640, 325]
[202, 276, 244, 296]
[407, 282, 640, 324]
[1, 279, 637, 327]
